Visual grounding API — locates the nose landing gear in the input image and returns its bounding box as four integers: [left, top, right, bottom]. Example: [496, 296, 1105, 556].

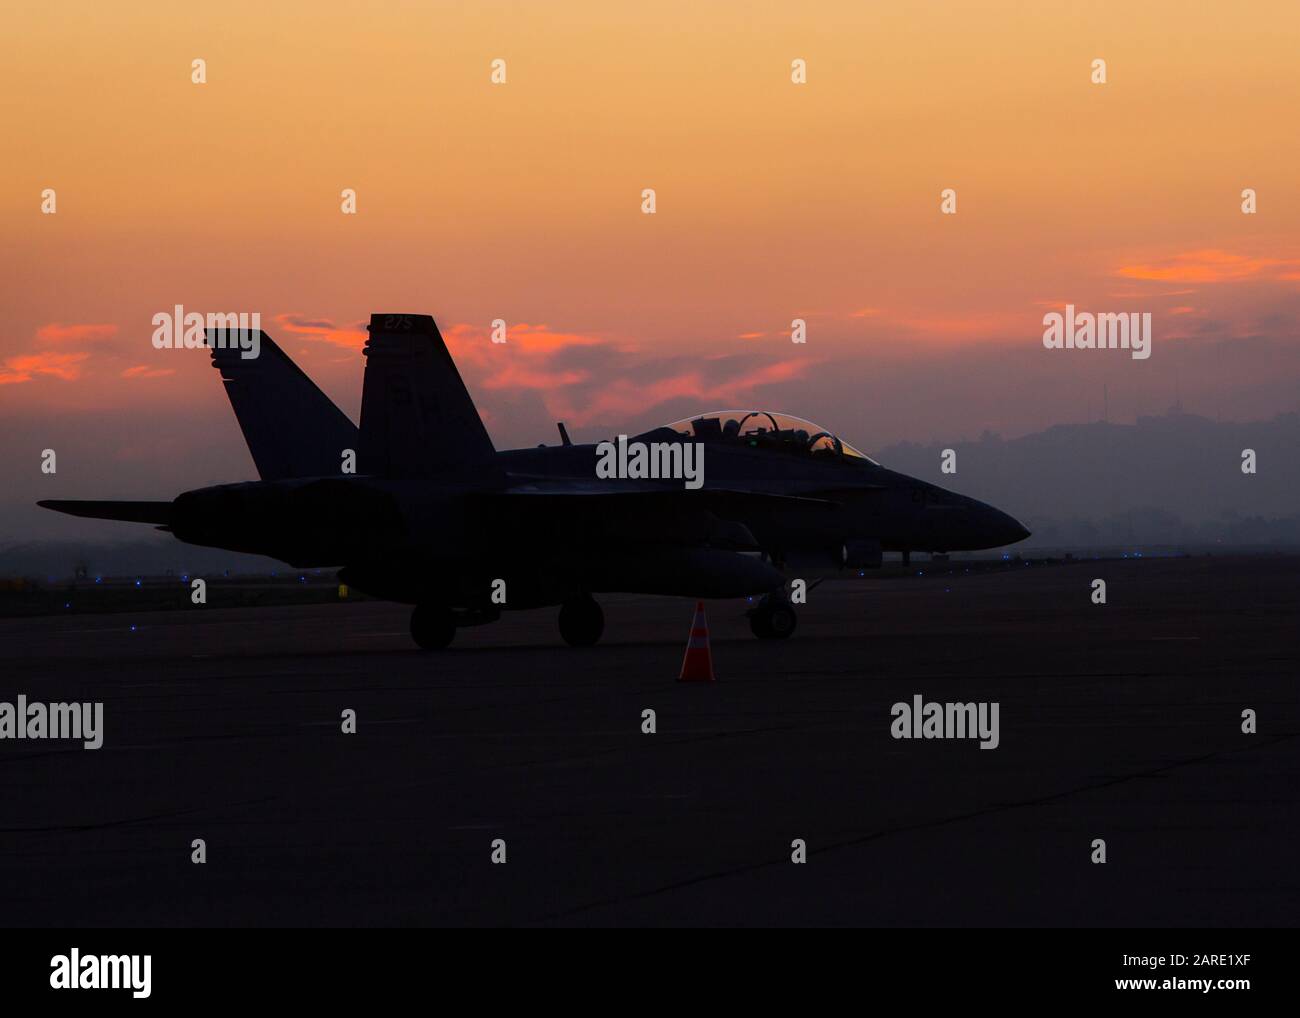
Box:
[559, 593, 604, 647]
[747, 592, 798, 640]
[410, 603, 456, 650]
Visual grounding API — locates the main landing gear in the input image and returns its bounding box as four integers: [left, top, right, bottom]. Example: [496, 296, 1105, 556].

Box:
[748, 591, 798, 640]
[410, 603, 456, 650]
[409, 597, 605, 650]
[558, 593, 604, 647]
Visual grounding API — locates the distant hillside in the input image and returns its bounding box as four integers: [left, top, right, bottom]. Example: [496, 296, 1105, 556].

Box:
[0, 537, 282, 582]
[876, 411, 1300, 547]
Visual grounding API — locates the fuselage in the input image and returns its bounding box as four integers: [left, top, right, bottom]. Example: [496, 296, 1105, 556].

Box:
[166, 433, 1029, 608]
[498, 440, 1030, 559]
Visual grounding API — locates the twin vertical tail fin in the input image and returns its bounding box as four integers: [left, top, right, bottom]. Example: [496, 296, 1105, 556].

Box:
[207, 329, 359, 481]
[358, 313, 500, 479]
[206, 314, 498, 482]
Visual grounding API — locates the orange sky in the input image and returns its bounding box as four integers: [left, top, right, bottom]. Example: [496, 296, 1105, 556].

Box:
[2, 1, 1298, 472]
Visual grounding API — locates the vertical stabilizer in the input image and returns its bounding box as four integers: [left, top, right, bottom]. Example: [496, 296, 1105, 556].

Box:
[207, 329, 358, 480]
[358, 313, 499, 479]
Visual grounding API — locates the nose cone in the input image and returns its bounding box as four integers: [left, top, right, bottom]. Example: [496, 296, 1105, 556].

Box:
[986, 507, 1031, 547]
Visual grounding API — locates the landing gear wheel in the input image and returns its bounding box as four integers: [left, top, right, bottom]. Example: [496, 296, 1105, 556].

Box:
[558, 594, 604, 647]
[749, 597, 797, 640]
[410, 603, 455, 650]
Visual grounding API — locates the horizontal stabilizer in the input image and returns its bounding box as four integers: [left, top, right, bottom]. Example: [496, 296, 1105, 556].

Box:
[37, 499, 172, 525]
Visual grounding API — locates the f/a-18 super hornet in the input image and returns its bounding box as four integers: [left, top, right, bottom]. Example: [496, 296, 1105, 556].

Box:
[39, 313, 1029, 648]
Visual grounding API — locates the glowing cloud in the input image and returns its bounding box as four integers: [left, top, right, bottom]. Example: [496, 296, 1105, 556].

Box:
[1116, 249, 1300, 283]
[545, 357, 815, 427]
[272, 313, 368, 350]
[0, 351, 92, 385]
[35, 322, 119, 344]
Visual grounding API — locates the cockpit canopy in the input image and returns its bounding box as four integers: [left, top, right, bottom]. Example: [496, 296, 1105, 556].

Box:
[639, 410, 876, 464]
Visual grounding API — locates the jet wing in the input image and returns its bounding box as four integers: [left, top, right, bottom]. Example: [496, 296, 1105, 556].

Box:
[500, 479, 846, 506]
[37, 500, 172, 525]
[492, 482, 851, 550]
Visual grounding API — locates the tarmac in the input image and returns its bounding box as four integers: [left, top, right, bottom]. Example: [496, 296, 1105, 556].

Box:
[0, 554, 1296, 926]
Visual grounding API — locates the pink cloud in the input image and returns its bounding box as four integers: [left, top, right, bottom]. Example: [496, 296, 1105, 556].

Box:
[442, 322, 611, 388]
[479, 363, 590, 390]
[0, 351, 91, 385]
[497, 323, 604, 352]
[887, 310, 1030, 339]
[443, 322, 606, 362]
[1106, 288, 1198, 299]
[272, 313, 367, 350]
[545, 358, 815, 427]
[255, 316, 813, 433]
[36, 322, 119, 344]
[1116, 249, 1300, 283]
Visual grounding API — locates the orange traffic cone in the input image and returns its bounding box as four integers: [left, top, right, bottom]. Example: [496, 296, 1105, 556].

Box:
[678, 601, 715, 682]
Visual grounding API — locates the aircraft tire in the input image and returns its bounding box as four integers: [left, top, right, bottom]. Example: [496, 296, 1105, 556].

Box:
[750, 600, 797, 640]
[559, 594, 604, 647]
[410, 603, 456, 650]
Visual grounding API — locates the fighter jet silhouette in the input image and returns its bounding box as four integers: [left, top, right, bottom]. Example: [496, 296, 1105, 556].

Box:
[39, 313, 1029, 648]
